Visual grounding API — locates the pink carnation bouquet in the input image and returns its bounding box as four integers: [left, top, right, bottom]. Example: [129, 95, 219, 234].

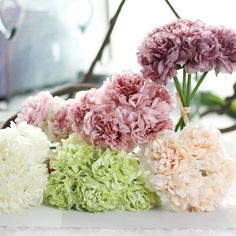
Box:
[16, 72, 174, 153]
[137, 19, 236, 130]
[69, 72, 174, 152]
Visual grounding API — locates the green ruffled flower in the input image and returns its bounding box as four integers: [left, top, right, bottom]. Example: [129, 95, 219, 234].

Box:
[120, 183, 160, 211]
[75, 181, 119, 212]
[45, 171, 75, 209]
[44, 133, 160, 212]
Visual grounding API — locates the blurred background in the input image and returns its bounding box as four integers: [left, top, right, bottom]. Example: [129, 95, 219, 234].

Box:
[1, 0, 236, 144]
[0, 0, 235, 96]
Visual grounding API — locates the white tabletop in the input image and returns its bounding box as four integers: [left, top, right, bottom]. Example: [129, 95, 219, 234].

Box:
[1, 195, 236, 229]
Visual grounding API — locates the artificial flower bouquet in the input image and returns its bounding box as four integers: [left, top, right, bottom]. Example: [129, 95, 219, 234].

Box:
[1, 19, 236, 214]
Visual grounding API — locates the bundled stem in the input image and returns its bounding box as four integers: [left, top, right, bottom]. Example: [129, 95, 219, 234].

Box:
[189, 72, 208, 102]
[164, 0, 208, 131]
[182, 69, 187, 103]
[186, 74, 191, 105]
[174, 70, 208, 131]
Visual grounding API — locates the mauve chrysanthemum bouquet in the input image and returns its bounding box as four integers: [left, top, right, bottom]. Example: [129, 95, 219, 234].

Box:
[1, 19, 236, 214]
[137, 19, 236, 130]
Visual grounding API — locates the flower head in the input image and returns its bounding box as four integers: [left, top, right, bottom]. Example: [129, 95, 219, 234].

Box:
[210, 26, 236, 73]
[127, 109, 173, 145]
[16, 91, 53, 129]
[0, 122, 50, 213]
[45, 171, 75, 209]
[137, 19, 236, 83]
[83, 104, 134, 152]
[183, 31, 220, 73]
[161, 19, 206, 36]
[138, 31, 181, 83]
[126, 80, 174, 145]
[48, 100, 75, 141]
[75, 88, 104, 108]
[101, 72, 145, 105]
[139, 124, 236, 212]
[70, 88, 103, 135]
[68, 102, 87, 135]
[81, 73, 174, 151]
[45, 133, 160, 212]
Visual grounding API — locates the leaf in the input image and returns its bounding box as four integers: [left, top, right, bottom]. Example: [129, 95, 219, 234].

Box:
[199, 91, 236, 120]
[199, 92, 225, 107]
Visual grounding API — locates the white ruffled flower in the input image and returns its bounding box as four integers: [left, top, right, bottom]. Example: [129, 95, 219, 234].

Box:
[139, 124, 236, 212]
[0, 122, 50, 213]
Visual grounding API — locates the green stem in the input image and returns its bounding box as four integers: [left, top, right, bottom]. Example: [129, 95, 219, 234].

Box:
[189, 72, 208, 102]
[186, 73, 192, 106]
[174, 118, 182, 132]
[163, 0, 183, 131]
[164, 0, 181, 19]
[173, 76, 186, 106]
[180, 120, 184, 130]
[182, 69, 187, 103]
[173, 75, 186, 132]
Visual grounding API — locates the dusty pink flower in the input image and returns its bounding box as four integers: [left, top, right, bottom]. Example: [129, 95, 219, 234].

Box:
[162, 19, 206, 36]
[98, 73, 174, 146]
[137, 19, 204, 83]
[75, 88, 104, 108]
[48, 102, 74, 141]
[126, 82, 174, 144]
[102, 72, 174, 108]
[16, 91, 53, 129]
[138, 79, 174, 107]
[130, 81, 173, 142]
[139, 124, 236, 212]
[137, 31, 181, 83]
[128, 111, 173, 144]
[210, 26, 236, 73]
[69, 88, 103, 135]
[98, 74, 175, 147]
[68, 101, 88, 135]
[184, 31, 220, 73]
[83, 104, 134, 152]
[101, 72, 145, 105]
[81, 85, 174, 150]
[138, 19, 236, 83]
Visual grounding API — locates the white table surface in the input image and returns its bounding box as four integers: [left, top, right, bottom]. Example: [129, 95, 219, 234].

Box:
[0, 183, 236, 235]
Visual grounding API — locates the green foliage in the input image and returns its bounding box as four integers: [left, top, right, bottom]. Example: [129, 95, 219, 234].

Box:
[199, 92, 236, 119]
